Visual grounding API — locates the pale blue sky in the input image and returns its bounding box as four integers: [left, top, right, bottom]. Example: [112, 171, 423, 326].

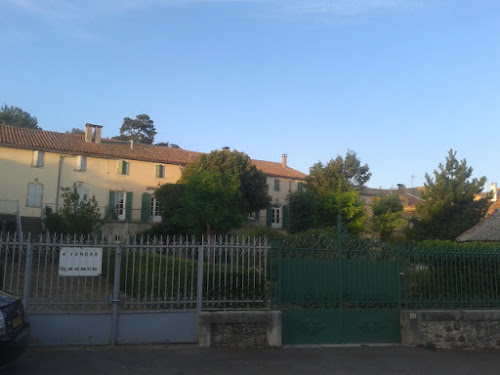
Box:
[1, 0, 499, 190]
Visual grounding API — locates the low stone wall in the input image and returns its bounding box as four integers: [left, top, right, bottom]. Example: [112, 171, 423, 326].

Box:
[198, 311, 281, 349]
[401, 310, 500, 350]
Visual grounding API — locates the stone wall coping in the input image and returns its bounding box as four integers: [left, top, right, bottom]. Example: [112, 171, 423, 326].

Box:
[403, 310, 500, 321]
[199, 310, 280, 324]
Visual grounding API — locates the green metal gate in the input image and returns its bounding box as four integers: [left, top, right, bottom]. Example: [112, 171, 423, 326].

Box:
[275, 241, 401, 345]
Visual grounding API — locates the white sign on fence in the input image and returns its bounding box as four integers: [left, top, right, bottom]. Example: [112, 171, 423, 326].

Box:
[58, 247, 103, 276]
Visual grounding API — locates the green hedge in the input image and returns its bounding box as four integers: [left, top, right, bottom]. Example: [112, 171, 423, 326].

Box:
[102, 249, 268, 304]
[400, 241, 500, 308]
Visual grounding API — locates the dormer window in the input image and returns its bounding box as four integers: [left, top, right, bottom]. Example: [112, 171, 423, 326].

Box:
[32, 150, 44, 167]
[117, 160, 129, 175]
[76, 155, 87, 171]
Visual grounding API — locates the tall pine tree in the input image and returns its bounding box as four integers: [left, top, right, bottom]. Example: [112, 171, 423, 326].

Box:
[407, 149, 489, 241]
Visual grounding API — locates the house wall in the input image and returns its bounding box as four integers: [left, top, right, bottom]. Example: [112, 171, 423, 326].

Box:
[253, 176, 305, 228]
[0, 145, 182, 218]
[1, 145, 306, 234]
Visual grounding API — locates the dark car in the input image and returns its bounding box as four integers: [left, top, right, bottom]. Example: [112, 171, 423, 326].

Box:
[0, 290, 30, 366]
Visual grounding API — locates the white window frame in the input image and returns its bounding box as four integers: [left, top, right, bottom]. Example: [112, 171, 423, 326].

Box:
[27, 183, 43, 207]
[271, 206, 281, 229]
[76, 155, 87, 171]
[77, 186, 88, 202]
[114, 191, 126, 221]
[31, 150, 44, 167]
[150, 196, 162, 222]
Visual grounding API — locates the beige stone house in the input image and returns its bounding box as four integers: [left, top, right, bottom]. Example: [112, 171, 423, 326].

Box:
[0, 123, 306, 237]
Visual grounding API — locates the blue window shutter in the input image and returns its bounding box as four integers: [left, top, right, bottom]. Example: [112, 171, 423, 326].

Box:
[266, 206, 272, 227]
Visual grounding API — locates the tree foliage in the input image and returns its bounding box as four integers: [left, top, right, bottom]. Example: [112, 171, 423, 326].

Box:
[287, 150, 368, 235]
[154, 172, 245, 236]
[154, 150, 270, 236]
[182, 170, 245, 235]
[287, 191, 318, 234]
[67, 128, 85, 135]
[406, 150, 489, 241]
[371, 194, 404, 241]
[114, 114, 157, 144]
[43, 184, 101, 235]
[180, 149, 271, 215]
[0, 104, 40, 129]
[287, 190, 365, 234]
[306, 150, 371, 194]
[155, 141, 180, 148]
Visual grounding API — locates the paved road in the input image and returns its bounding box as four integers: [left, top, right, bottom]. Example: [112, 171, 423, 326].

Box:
[6, 345, 500, 375]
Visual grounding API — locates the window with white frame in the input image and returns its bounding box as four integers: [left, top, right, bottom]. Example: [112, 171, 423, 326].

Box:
[114, 191, 126, 220]
[271, 205, 281, 228]
[77, 186, 88, 202]
[75, 155, 87, 171]
[150, 196, 162, 222]
[31, 150, 44, 167]
[27, 183, 43, 207]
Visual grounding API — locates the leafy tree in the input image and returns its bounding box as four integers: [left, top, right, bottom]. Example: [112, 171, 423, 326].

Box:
[43, 184, 101, 235]
[154, 172, 245, 236]
[406, 150, 489, 241]
[317, 190, 365, 233]
[287, 190, 365, 234]
[287, 191, 318, 234]
[182, 170, 245, 235]
[371, 194, 404, 241]
[306, 150, 371, 194]
[67, 128, 85, 135]
[113, 114, 157, 144]
[0, 104, 40, 129]
[155, 141, 180, 148]
[287, 151, 368, 234]
[152, 184, 191, 235]
[180, 149, 271, 215]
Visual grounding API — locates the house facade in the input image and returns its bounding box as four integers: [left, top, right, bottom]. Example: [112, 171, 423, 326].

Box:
[0, 123, 306, 237]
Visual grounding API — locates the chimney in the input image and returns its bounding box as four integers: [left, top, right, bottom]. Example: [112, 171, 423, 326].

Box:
[397, 183, 406, 192]
[491, 183, 498, 202]
[130, 140, 134, 150]
[282, 154, 287, 168]
[84, 123, 103, 143]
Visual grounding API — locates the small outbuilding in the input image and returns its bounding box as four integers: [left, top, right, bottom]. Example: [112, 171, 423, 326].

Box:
[456, 211, 500, 242]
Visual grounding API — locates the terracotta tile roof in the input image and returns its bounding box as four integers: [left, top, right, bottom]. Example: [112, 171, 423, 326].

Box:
[0, 124, 307, 180]
[252, 159, 307, 179]
[486, 199, 500, 216]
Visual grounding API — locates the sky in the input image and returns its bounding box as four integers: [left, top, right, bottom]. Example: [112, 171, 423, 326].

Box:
[1, 0, 499, 190]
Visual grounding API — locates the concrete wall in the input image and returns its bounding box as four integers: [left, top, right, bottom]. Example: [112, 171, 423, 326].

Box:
[198, 311, 282, 349]
[401, 310, 500, 350]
